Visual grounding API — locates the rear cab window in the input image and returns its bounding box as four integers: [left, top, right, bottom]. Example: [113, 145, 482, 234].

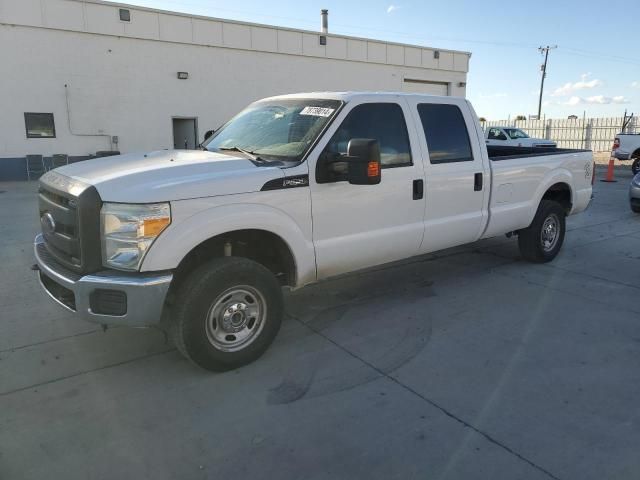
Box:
[417, 103, 474, 164]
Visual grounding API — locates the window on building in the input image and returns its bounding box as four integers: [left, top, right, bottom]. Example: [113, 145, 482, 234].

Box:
[324, 103, 412, 168]
[119, 9, 131, 21]
[24, 113, 56, 139]
[417, 104, 473, 164]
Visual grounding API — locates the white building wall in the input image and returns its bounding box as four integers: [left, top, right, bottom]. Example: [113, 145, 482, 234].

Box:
[0, 0, 470, 159]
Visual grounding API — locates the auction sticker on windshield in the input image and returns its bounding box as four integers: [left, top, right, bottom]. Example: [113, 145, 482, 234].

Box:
[300, 106, 335, 117]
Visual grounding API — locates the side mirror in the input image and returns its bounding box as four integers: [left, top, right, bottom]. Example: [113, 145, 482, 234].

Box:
[203, 129, 215, 141]
[345, 138, 381, 185]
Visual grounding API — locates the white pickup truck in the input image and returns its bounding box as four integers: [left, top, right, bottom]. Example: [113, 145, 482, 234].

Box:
[34, 92, 594, 371]
[485, 126, 557, 148]
[613, 134, 640, 175]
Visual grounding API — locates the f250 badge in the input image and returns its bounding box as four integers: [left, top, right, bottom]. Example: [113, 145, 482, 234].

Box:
[260, 174, 310, 191]
[283, 177, 308, 187]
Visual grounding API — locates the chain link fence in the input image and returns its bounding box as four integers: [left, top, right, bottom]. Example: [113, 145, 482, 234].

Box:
[482, 116, 639, 152]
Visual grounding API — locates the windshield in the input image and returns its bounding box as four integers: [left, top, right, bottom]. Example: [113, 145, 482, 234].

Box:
[505, 128, 530, 139]
[203, 99, 342, 163]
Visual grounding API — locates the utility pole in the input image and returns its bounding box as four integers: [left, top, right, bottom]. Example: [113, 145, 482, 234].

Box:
[537, 45, 557, 118]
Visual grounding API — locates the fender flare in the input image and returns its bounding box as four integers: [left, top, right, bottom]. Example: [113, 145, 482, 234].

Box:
[140, 203, 316, 287]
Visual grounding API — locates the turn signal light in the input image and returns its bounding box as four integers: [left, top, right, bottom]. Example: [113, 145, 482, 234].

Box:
[141, 217, 170, 237]
[367, 162, 380, 178]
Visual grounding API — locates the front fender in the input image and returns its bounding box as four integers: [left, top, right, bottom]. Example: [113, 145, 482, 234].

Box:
[140, 202, 316, 287]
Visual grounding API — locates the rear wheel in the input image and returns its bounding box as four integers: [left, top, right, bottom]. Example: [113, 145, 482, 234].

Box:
[632, 204, 640, 214]
[632, 157, 640, 176]
[170, 257, 283, 371]
[518, 200, 566, 263]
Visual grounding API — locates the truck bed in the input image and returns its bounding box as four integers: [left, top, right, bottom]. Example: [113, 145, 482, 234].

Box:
[488, 145, 591, 161]
[481, 146, 593, 239]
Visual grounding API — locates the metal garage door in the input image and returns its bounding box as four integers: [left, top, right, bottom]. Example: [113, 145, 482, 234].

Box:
[402, 78, 449, 96]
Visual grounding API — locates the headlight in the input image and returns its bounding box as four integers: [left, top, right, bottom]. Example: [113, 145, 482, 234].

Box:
[101, 203, 171, 271]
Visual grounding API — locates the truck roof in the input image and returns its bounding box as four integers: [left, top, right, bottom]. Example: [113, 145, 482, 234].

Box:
[259, 91, 459, 103]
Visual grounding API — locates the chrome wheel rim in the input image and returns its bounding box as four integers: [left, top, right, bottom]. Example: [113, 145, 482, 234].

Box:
[205, 286, 266, 352]
[541, 213, 560, 252]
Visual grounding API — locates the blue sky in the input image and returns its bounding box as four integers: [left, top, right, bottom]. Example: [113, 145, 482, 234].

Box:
[124, 0, 640, 119]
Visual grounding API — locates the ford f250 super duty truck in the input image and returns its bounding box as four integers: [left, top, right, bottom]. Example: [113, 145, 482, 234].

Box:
[34, 92, 594, 371]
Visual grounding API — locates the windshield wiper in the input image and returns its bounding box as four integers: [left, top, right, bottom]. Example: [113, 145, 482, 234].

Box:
[218, 146, 265, 162]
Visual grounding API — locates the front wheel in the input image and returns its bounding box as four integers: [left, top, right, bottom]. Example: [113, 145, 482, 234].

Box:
[518, 200, 566, 263]
[170, 257, 283, 371]
[632, 157, 640, 176]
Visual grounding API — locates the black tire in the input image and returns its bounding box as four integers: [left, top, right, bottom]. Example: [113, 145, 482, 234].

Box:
[170, 257, 283, 371]
[632, 157, 640, 176]
[632, 204, 640, 214]
[518, 200, 566, 263]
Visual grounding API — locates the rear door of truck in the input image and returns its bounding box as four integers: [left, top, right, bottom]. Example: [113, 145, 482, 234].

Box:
[405, 96, 490, 253]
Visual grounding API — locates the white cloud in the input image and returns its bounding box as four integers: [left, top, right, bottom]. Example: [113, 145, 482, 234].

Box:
[551, 73, 603, 97]
[563, 95, 629, 105]
[631, 81, 640, 88]
[386, 4, 400, 13]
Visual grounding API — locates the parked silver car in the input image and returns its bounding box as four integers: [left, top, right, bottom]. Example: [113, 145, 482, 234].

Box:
[631, 174, 640, 213]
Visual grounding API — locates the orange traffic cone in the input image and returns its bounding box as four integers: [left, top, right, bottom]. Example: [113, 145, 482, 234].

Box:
[600, 150, 617, 183]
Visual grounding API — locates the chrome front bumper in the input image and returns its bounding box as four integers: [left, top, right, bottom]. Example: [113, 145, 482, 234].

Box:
[34, 234, 173, 327]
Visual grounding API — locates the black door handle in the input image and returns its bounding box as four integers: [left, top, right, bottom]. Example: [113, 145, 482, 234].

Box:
[474, 173, 483, 191]
[413, 179, 424, 200]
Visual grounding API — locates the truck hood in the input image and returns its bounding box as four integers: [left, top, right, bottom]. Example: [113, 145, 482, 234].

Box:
[55, 150, 285, 202]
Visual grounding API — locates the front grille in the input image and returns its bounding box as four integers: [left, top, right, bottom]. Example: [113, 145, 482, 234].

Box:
[38, 172, 103, 274]
[39, 186, 81, 267]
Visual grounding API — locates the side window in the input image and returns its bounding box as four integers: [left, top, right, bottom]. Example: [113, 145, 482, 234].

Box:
[324, 103, 412, 168]
[417, 103, 473, 164]
[488, 128, 504, 140]
[490, 128, 507, 140]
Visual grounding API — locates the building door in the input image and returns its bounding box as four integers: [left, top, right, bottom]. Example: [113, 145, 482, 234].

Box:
[172, 117, 198, 149]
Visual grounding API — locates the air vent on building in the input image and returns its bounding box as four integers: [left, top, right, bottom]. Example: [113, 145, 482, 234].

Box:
[434, 50, 440, 59]
[119, 9, 131, 22]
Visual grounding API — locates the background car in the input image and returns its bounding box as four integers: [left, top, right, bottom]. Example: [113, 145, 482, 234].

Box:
[630, 173, 640, 213]
[486, 126, 557, 148]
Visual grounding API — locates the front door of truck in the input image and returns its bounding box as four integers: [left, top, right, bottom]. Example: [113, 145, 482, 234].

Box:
[309, 98, 426, 279]
[406, 98, 489, 253]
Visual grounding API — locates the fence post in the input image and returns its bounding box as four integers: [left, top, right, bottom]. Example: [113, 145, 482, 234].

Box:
[545, 119, 551, 140]
[585, 119, 592, 151]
